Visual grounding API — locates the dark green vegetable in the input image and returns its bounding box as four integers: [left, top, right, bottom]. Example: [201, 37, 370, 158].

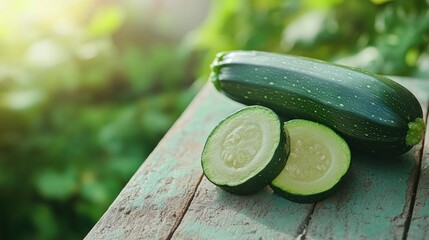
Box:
[210, 50, 425, 156]
[201, 105, 289, 195]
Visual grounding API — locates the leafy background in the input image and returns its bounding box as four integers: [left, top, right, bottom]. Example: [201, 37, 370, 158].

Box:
[1, 0, 428, 239]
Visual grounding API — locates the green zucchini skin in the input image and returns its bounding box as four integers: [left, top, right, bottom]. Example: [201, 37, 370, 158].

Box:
[211, 50, 425, 156]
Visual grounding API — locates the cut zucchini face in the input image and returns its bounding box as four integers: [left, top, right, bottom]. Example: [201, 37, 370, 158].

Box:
[201, 106, 289, 195]
[271, 119, 351, 203]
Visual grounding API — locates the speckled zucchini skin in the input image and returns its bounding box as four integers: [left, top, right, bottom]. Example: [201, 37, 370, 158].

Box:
[210, 51, 424, 156]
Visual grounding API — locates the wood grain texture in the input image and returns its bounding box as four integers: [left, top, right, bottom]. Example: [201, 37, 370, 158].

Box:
[304, 149, 422, 239]
[85, 84, 243, 240]
[85, 77, 429, 240]
[171, 178, 314, 240]
[408, 114, 429, 239]
[407, 82, 429, 239]
[304, 77, 429, 240]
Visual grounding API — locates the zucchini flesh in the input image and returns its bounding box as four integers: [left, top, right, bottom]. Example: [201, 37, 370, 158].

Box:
[201, 105, 289, 195]
[211, 50, 425, 156]
[271, 119, 351, 203]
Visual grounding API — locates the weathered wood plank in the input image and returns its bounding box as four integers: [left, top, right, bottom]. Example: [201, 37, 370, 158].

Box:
[85, 83, 243, 240]
[407, 102, 429, 237]
[86, 77, 429, 240]
[303, 77, 429, 240]
[173, 77, 429, 239]
[172, 178, 314, 239]
[303, 149, 422, 239]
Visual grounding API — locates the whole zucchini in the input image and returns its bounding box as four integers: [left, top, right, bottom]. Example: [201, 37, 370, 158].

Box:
[210, 50, 425, 156]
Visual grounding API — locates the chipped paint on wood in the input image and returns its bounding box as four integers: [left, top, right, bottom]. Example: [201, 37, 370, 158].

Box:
[85, 77, 429, 240]
[304, 149, 422, 239]
[172, 179, 313, 239]
[407, 95, 429, 239]
[303, 78, 429, 240]
[85, 84, 243, 240]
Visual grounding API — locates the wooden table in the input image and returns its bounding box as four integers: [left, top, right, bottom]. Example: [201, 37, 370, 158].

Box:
[85, 77, 429, 240]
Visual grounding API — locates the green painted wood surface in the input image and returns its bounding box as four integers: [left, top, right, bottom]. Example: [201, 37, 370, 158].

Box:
[304, 78, 429, 240]
[172, 179, 313, 239]
[305, 150, 421, 239]
[408, 93, 429, 239]
[84, 84, 243, 240]
[394, 78, 429, 239]
[85, 77, 429, 240]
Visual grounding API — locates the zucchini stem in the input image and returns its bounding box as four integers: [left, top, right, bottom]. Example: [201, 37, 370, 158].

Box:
[406, 118, 425, 145]
[210, 52, 226, 92]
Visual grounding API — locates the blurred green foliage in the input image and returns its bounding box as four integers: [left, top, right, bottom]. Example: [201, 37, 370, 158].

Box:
[0, 0, 202, 239]
[1, 0, 428, 239]
[195, 0, 429, 78]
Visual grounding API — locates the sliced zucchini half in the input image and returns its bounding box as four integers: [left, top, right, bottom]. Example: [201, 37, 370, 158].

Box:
[271, 119, 351, 203]
[201, 105, 289, 195]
